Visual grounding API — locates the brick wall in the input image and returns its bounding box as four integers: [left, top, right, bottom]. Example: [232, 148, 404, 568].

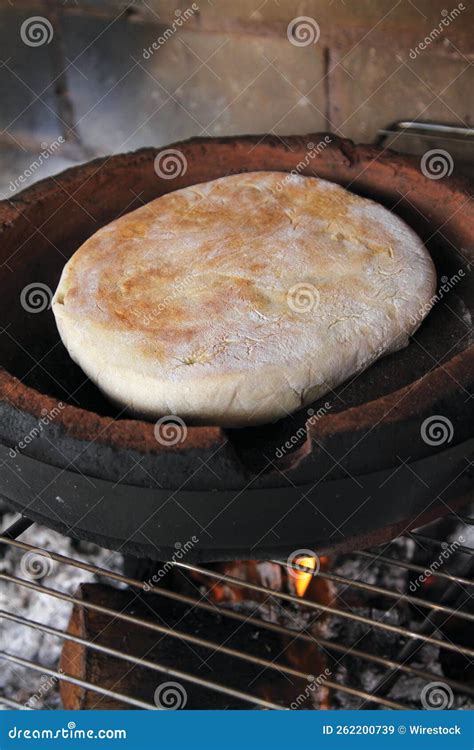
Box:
[1, 0, 473, 196]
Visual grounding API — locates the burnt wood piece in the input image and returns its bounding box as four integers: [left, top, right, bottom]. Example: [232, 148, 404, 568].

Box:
[60, 582, 328, 710]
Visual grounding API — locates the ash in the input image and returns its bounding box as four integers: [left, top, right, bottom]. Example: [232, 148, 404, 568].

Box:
[0, 512, 123, 709]
[327, 527, 473, 710]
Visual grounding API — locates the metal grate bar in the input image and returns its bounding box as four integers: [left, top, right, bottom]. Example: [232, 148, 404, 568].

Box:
[0, 610, 286, 711]
[0, 696, 32, 710]
[0, 517, 33, 543]
[174, 562, 474, 658]
[357, 550, 474, 586]
[407, 532, 474, 557]
[6, 526, 472, 621]
[1, 515, 472, 710]
[0, 610, 406, 710]
[3, 569, 472, 701]
[2, 537, 473, 658]
[359, 550, 474, 709]
[0, 653, 157, 710]
[272, 560, 474, 622]
[0, 578, 407, 709]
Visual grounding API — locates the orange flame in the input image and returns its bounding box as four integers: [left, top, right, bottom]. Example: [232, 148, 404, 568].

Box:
[292, 556, 317, 597]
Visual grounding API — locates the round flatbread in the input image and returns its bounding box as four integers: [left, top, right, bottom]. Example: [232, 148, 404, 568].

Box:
[52, 172, 436, 426]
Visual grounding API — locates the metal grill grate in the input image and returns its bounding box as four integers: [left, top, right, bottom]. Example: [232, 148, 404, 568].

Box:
[0, 511, 473, 711]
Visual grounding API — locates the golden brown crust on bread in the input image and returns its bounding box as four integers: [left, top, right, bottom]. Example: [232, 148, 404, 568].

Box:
[53, 172, 436, 425]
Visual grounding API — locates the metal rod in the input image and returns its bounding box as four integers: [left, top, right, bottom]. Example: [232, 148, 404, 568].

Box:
[0, 525, 472, 708]
[407, 532, 473, 557]
[0, 579, 405, 709]
[358, 550, 474, 587]
[2, 539, 473, 657]
[386, 121, 474, 137]
[174, 562, 474, 658]
[360, 555, 474, 709]
[0, 652, 157, 710]
[0, 610, 286, 711]
[376, 121, 474, 146]
[2, 570, 472, 700]
[0, 696, 32, 710]
[5, 536, 474, 621]
[272, 560, 474, 622]
[0, 516, 33, 543]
